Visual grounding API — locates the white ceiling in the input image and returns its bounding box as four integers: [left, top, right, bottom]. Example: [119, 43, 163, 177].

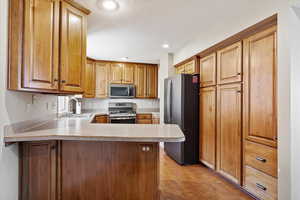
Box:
[75, 0, 276, 64]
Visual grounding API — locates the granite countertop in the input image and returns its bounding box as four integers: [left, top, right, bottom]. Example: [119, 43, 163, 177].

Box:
[4, 116, 184, 144]
[82, 109, 160, 116]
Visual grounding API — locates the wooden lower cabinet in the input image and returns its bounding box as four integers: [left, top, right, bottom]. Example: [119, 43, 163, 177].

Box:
[93, 115, 109, 123]
[136, 114, 152, 124]
[199, 86, 216, 169]
[20, 141, 159, 200]
[216, 83, 242, 184]
[20, 141, 58, 200]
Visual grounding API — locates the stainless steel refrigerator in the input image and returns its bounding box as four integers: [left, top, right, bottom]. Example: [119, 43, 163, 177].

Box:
[164, 74, 199, 165]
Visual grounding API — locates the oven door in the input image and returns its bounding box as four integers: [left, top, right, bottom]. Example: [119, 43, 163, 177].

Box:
[109, 84, 134, 98]
[110, 117, 136, 124]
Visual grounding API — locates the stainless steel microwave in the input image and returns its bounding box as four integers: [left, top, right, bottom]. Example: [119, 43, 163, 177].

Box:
[109, 84, 135, 99]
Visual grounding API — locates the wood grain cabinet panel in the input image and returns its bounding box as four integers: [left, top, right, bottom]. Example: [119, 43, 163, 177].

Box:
[217, 83, 242, 184]
[60, 1, 87, 93]
[94, 115, 109, 123]
[217, 42, 242, 84]
[199, 86, 216, 169]
[21, 141, 57, 200]
[123, 63, 135, 84]
[184, 60, 197, 74]
[84, 59, 95, 98]
[135, 65, 147, 98]
[244, 166, 277, 200]
[244, 141, 277, 177]
[61, 141, 159, 200]
[23, 0, 60, 91]
[200, 53, 216, 87]
[146, 65, 158, 98]
[243, 26, 277, 147]
[110, 63, 124, 84]
[175, 65, 185, 74]
[95, 62, 110, 98]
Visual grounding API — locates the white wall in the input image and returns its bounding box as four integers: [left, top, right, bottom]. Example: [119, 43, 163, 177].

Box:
[0, 1, 58, 199]
[172, 0, 292, 199]
[290, 4, 300, 200]
[159, 53, 175, 122]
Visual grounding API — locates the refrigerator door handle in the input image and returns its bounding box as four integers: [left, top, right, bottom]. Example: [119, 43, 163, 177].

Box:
[169, 80, 173, 122]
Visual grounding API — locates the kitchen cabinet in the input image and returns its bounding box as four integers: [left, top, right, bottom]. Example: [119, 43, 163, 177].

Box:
[84, 59, 95, 98]
[200, 53, 216, 87]
[217, 42, 242, 84]
[22, 0, 60, 91]
[199, 86, 216, 169]
[8, 0, 90, 94]
[60, 1, 87, 93]
[243, 26, 277, 147]
[95, 62, 110, 98]
[110, 63, 124, 84]
[123, 63, 135, 84]
[174, 58, 198, 75]
[217, 83, 242, 184]
[94, 115, 109, 123]
[135, 65, 147, 98]
[146, 65, 158, 98]
[136, 114, 152, 124]
[175, 64, 185, 74]
[20, 141, 58, 200]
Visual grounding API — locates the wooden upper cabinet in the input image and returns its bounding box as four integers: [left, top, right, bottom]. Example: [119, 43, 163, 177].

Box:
[217, 83, 242, 184]
[123, 63, 135, 84]
[146, 65, 158, 98]
[110, 63, 123, 84]
[199, 86, 216, 169]
[243, 26, 277, 147]
[22, 0, 60, 91]
[95, 62, 110, 98]
[60, 1, 87, 93]
[185, 59, 198, 74]
[200, 53, 216, 87]
[217, 42, 242, 84]
[135, 65, 147, 98]
[84, 59, 95, 98]
[175, 65, 185, 74]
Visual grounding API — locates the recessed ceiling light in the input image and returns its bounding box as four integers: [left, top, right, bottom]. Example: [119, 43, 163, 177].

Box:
[162, 44, 170, 49]
[102, 0, 118, 11]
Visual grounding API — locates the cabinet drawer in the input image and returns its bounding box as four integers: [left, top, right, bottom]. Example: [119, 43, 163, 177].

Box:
[136, 119, 152, 124]
[94, 115, 108, 123]
[245, 141, 277, 177]
[244, 166, 277, 200]
[136, 114, 152, 119]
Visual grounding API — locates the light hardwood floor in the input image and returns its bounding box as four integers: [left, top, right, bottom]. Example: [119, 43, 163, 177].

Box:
[159, 148, 253, 200]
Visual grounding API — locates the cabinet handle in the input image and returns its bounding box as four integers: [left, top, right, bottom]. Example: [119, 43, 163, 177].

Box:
[141, 146, 151, 152]
[256, 157, 267, 163]
[51, 144, 56, 150]
[256, 183, 267, 191]
[236, 90, 241, 93]
[237, 72, 241, 75]
[54, 78, 58, 82]
[61, 80, 66, 83]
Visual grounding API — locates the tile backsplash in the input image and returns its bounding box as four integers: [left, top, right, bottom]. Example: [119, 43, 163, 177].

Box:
[82, 98, 160, 110]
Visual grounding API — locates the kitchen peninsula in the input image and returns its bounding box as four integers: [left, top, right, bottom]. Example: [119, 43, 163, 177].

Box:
[4, 117, 184, 200]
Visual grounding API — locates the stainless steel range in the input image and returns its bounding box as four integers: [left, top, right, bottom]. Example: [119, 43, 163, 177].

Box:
[108, 102, 136, 123]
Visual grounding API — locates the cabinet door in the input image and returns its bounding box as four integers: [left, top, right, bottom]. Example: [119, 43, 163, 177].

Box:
[175, 65, 185, 74]
[135, 65, 147, 98]
[84, 60, 95, 98]
[217, 42, 242, 84]
[185, 60, 197, 74]
[23, 0, 60, 90]
[95, 62, 110, 98]
[199, 86, 216, 169]
[146, 65, 158, 98]
[94, 115, 109, 123]
[122, 63, 135, 84]
[217, 83, 242, 184]
[60, 1, 87, 93]
[21, 141, 57, 200]
[200, 53, 216, 87]
[243, 26, 277, 147]
[110, 63, 123, 84]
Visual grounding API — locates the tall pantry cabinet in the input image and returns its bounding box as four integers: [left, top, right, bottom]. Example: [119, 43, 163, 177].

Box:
[8, 0, 90, 94]
[199, 23, 278, 199]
